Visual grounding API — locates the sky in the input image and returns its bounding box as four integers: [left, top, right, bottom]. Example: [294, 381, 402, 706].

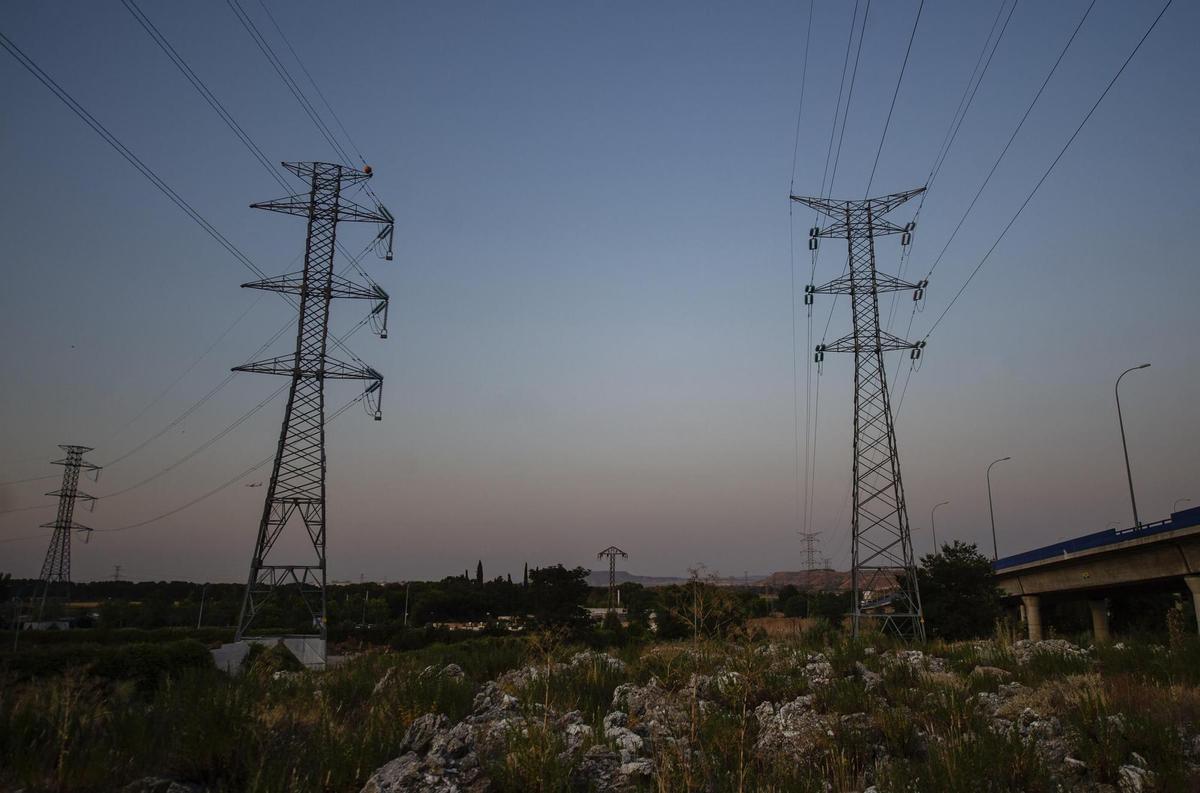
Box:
[1, 0, 1198, 584]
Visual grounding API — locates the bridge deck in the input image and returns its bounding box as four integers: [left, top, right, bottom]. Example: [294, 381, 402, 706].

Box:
[994, 506, 1200, 572]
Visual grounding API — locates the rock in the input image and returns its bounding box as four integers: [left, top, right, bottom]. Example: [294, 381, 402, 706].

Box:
[1118, 764, 1154, 793]
[755, 696, 831, 758]
[854, 661, 883, 690]
[603, 710, 628, 732]
[618, 758, 655, 779]
[1129, 751, 1148, 769]
[883, 649, 946, 674]
[360, 754, 427, 793]
[1016, 707, 1060, 739]
[568, 744, 653, 793]
[571, 745, 621, 791]
[569, 650, 627, 673]
[1064, 756, 1088, 775]
[803, 653, 833, 686]
[403, 713, 450, 755]
[715, 670, 746, 697]
[564, 723, 594, 755]
[611, 678, 690, 741]
[121, 779, 207, 793]
[605, 725, 645, 763]
[470, 682, 520, 719]
[439, 663, 465, 681]
[1011, 639, 1089, 665]
[970, 665, 1013, 682]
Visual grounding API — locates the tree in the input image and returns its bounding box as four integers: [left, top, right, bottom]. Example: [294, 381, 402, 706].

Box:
[528, 565, 590, 628]
[523, 563, 528, 588]
[476, 560, 483, 586]
[917, 541, 1003, 640]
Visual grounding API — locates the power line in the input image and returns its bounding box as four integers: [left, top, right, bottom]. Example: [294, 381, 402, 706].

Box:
[884, 0, 1019, 335]
[255, 0, 367, 167]
[100, 383, 289, 499]
[224, 0, 354, 167]
[1, 390, 372, 544]
[0, 474, 59, 487]
[799, 0, 868, 541]
[0, 30, 270, 282]
[864, 0, 924, 197]
[923, 0, 1097, 283]
[787, 0, 814, 537]
[97, 309, 378, 501]
[890, 0, 1174, 425]
[920, 0, 1174, 342]
[120, 0, 293, 194]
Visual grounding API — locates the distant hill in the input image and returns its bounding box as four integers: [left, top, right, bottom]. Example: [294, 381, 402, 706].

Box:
[756, 569, 906, 592]
[755, 569, 852, 591]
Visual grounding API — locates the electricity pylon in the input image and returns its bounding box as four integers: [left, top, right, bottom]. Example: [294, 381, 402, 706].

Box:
[234, 161, 392, 663]
[797, 530, 821, 571]
[596, 546, 628, 611]
[35, 445, 101, 619]
[790, 187, 927, 640]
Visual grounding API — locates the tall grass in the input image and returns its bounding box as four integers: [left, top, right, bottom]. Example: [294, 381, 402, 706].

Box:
[0, 638, 516, 792]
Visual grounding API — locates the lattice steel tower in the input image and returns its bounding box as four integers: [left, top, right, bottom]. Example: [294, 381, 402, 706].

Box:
[597, 546, 628, 611]
[791, 187, 927, 640]
[35, 445, 101, 619]
[797, 530, 821, 572]
[234, 162, 391, 659]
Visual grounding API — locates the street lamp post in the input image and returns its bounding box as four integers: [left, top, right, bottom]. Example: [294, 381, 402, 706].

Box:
[987, 457, 1012, 561]
[931, 501, 950, 553]
[1174, 498, 1191, 514]
[1115, 364, 1150, 528]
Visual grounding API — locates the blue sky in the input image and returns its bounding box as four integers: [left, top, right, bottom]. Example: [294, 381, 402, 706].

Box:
[2, 0, 1197, 582]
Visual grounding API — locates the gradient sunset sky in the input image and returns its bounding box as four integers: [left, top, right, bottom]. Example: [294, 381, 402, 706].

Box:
[2, 0, 1197, 583]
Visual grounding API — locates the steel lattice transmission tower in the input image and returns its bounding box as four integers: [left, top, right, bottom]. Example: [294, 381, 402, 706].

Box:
[597, 546, 628, 611]
[234, 161, 392, 661]
[797, 530, 821, 572]
[791, 187, 928, 640]
[35, 445, 101, 619]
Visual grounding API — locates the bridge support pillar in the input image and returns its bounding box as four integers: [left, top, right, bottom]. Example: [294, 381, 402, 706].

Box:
[1185, 576, 1200, 635]
[1089, 598, 1110, 643]
[1021, 594, 1042, 642]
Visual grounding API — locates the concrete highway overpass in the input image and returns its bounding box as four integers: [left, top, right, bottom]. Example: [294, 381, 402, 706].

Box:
[993, 506, 1200, 641]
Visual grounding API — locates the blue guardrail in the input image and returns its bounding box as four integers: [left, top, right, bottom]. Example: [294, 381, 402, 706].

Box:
[994, 506, 1200, 571]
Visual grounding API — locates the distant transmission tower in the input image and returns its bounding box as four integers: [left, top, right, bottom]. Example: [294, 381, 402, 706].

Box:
[596, 546, 628, 611]
[234, 161, 392, 664]
[797, 530, 821, 572]
[791, 187, 927, 640]
[35, 445, 101, 619]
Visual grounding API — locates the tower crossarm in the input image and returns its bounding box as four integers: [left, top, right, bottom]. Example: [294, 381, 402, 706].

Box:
[811, 271, 924, 296]
[252, 194, 391, 225]
[242, 272, 387, 301]
[790, 187, 924, 227]
[819, 331, 924, 355]
[234, 354, 383, 381]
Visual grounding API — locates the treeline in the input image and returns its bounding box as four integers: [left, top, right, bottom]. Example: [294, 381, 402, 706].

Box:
[4, 565, 776, 640]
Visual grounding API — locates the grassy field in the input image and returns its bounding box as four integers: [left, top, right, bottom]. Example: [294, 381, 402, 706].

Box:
[3, 631, 1200, 792]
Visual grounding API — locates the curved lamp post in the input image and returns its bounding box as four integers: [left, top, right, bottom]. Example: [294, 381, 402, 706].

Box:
[931, 501, 950, 553]
[987, 457, 1011, 561]
[1174, 498, 1191, 514]
[1115, 364, 1150, 528]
